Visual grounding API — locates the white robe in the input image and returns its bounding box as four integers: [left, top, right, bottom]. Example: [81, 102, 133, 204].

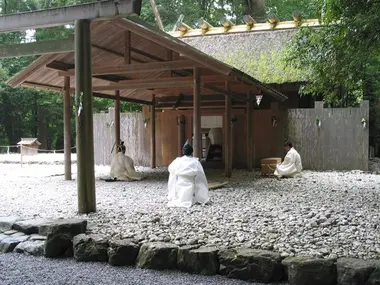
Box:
[110, 152, 144, 181]
[274, 147, 303, 178]
[167, 155, 209, 208]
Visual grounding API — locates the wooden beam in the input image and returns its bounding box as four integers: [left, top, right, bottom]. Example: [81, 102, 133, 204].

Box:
[124, 31, 131, 64]
[193, 68, 201, 159]
[246, 93, 253, 171]
[174, 93, 184, 108]
[92, 77, 193, 91]
[0, 37, 74, 58]
[63, 76, 72, 180]
[156, 94, 238, 103]
[158, 101, 245, 108]
[75, 19, 96, 214]
[47, 61, 74, 71]
[0, 0, 140, 33]
[58, 60, 202, 76]
[92, 92, 152, 105]
[202, 83, 250, 102]
[224, 82, 232, 178]
[22, 81, 66, 92]
[151, 94, 156, 168]
[167, 19, 320, 38]
[92, 44, 144, 63]
[115, 90, 121, 146]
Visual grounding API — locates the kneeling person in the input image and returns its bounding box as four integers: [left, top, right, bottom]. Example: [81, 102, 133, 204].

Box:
[167, 140, 209, 208]
[110, 141, 144, 181]
[274, 142, 302, 179]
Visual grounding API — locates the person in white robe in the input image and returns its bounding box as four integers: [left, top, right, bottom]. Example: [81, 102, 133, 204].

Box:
[274, 142, 303, 179]
[167, 140, 209, 208]
[110, 141, 145, 181]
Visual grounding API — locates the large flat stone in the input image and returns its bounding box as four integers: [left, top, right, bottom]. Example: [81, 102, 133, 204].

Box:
[218, 248, 285, 283]
[177, 246, 219, 275]
[337, 258, 380, 285]
[136, 242, 178, 270]
[13, 218, 54, 235]
[73, 234, 109, 262]
[0, 235, 30, 253]
[282, 257, 336, 285]
[38, 218, 87, 236]
[0, 216, 21, 232]
[108, 239, 140, 266]
[15, 240, 45, 256]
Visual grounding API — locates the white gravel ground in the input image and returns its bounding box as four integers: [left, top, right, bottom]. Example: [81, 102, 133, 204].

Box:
[0, 156, 380, 260]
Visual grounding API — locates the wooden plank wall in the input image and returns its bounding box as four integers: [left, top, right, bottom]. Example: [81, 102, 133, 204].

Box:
[287, 101, 369, 170]
[93, 101, 369, 171]
[252, 102, 287, 168]
[93, 108, 150, 166]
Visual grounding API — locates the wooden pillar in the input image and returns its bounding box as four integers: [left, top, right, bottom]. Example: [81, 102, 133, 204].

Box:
[224, 83, 232, 177]
[177, 115, 185, 157]
[151, 94, 156, 168]
[64, 76, 72, 180]
[246, 94, 253, 171]
[75, 19, 96, 213]
[124, 31, 131, 65]
[193, 68, 201, 158]
[115, 90, 121, 146]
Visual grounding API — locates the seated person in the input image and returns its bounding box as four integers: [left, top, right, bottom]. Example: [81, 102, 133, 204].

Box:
[274, 141, 303, 179]
[167, 140, 209, 208]
[110, 141, 144, 181]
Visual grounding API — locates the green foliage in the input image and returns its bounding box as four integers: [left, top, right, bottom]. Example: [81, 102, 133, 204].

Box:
[265, 0, 320, 21]
[284, 0, 380, 144]
[284, 0, 380, 104]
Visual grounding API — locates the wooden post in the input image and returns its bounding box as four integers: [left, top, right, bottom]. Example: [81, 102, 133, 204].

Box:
[64, 76, 72, 180]
[75, 19, 96, 213]
[124, 31, 131, 65]
[193, 68, 202, 159]
[151, 94, 156, 168]
[224, 83, 232, 177]
[246, 94, 253, 171]
[115, 90, 121, 146]
[177, 115, 185, 157]
[149, 0, 164, 31]
[20, 145, 23, 168]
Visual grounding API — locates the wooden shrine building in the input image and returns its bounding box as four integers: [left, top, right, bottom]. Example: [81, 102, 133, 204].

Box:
[1, 0, 287, 213]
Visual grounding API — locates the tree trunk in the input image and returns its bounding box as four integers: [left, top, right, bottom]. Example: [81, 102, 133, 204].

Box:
[245, 0, 266, 20]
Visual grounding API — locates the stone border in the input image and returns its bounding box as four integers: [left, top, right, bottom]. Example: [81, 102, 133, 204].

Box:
[1, 216, 379, 285]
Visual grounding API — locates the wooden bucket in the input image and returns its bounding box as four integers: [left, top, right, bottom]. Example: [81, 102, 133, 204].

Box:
[261, 157, 281, 175]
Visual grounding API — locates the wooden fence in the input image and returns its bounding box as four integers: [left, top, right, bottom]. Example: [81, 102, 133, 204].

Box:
[286, 101, 369, 170]
[93, 101, 369, 171]
[93, 109, 150, 166]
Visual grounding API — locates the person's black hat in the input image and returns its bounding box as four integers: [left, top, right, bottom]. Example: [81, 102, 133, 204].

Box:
[183, 139, 193, 156]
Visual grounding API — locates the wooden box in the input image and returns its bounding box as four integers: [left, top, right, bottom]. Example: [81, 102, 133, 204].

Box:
[261, 157, 281, 175]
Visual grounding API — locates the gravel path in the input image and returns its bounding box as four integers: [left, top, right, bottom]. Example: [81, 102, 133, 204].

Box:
[0, 253, 281, 285]
[0, 162, 379, 260]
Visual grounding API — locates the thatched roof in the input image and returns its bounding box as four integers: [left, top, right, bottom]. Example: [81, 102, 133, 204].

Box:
[17, 138, 41, 145]
[174, 29, 309, 84]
